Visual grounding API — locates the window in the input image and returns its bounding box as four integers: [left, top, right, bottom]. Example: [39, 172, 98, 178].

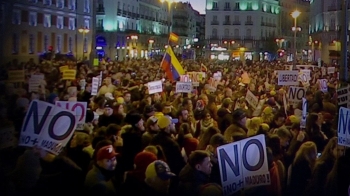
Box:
[117, 2, 120, 9]
[56, 0, 64, 8]
[12, 33, 19, 54]
[12, 10, 21, 25]
[212, 28, 217, 36]
[57, 16, 63, 29]
[84, 19, 90, 29]
[44, 14, 51, 27]
[235, 2, 239, 10]
[69, 18, 75, 30]
[29, 12, 37, 26]
[224, 29, 229, 36]
[213, 2, 218, 9]
[225, 15, 230, 22]
[234, 15, 239, 22]
[84, 0, 90, 13]
[83, 37, 88, 53]
[247, 2, 252, 10]
[29, 34, 34, 54]
[225, 2, 230, 9]
[68, 37, 73, 52]
[44, 35, 48, 52]
[213, 15, 217, 21]
[123, 3, 125, 10]
[56, 35, 61, 53]
[43, 0, 51, 5]
[69, 0, 76, 10]
[247, 15, 252, 22]
[246, 29, 251, 36]
[234, 29, 239, 36]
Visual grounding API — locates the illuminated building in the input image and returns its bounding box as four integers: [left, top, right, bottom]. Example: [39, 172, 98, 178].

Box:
[205, 0, 280, 60]
[0, 0, 93, 64]
[309, 0, 342, 64]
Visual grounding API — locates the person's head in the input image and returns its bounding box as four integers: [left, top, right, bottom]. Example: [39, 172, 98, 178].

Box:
[201, 109, 212, 121]
[157, 115, 177, 133]
[70, 131, 91, 148]
[275, 127, 292, 147]
[115, 103, 124, 115]
[123, 91, 131, 102]
[188, 150, 212, 175]
[199, 94, 209, 105]
[178, 107, 189, 122]
[273, 112, 286, 128]
[222, 98, 234, 109]
[305, 90, 314, 102]
[207, 133, 226, 156]
[232, 109, 247, 127]
[125, 112, 144, 131]
[318, 137, 345, 161]
[105, 124, 122, 142]
[96, 145, 117, 171]
[146, 116, 159, 132]
[134, 151, 157, 171]
[294, 141, 317, 165]
[225, 87, 233, 97]
[145, 160, 175, 194]
[104, 100, 115, 116]
[182, 98, 193, 111]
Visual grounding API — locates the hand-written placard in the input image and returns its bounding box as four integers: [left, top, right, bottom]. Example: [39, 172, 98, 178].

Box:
[277, 70, 298, 86]
[147, 80, 163, 94]
[176, 82, 192, 93]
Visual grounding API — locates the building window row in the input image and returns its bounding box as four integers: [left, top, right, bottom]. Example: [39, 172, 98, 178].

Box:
[12, 33, 75, 54]
[28, 0, 78, 11]
[208, 1, 279, 14]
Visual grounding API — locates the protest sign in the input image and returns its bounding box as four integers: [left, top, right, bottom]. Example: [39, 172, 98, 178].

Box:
[245, 90, 258, 109]
[19, 100, 76, 155]
[7, 70, 25, 82]
[91, 77, 99, 96]
[318, 79, 328, 92]
[180, 75, 190, 82]
[187, 72, 205, 86]
[217, 134, 270, 196]
[288, 86, 306, 106]
[337, 86, 350, 108]
[59, 65, 69, 72]
[327, 67, 335, 74]
[28, 74, 45, 93]
[277, 70, 298, 85]
[62, 70, 76, 80]
[147, 80, 163, 94]
[300, 98, 307, 129]
[176, 82, 192, 93]
[0, 126, 16, 150]
[338, 107, 350, 147]
[299, 69, 311, 82]
[56, 101, 87, 130]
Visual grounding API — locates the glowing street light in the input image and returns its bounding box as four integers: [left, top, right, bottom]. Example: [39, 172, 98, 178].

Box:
[78, 26, 90, 60]
[291, 10, 301, 69]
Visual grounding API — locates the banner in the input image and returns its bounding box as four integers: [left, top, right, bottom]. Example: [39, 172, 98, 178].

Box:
[338, 107, 350, 147]
[56, 101, 87, 130]
[245, 90, 258, 109]
[62, 70, 76, 80]
[176, 82, 192, 93]
[91, 77, 99, 96]
[277, 70, 298, 86]
[147, 80, 163, 94]
[288, 86, 306, 106]
[19, 100, 77, 155]
[337, 86, 350, 108]
[318, 79, 328, 92]
[187, 72, 205, 86]
[217, 134, 270, 196]
[7, 70, 25, 82]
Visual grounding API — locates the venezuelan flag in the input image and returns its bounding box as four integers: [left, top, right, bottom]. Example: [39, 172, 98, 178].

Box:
[169, 32, 179, 43]
[161, 47, 185, 81]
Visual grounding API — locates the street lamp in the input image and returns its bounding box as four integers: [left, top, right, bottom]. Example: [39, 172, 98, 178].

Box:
[291, 10, 301, 69]
[78, 26, 90, 60]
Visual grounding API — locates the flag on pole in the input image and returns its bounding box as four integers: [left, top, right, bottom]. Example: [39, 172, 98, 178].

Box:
[161, 47, 185, 81]
[169, 32, 179, 43]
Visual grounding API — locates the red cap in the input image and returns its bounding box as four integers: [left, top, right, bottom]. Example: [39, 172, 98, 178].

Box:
[96, 145, 117, 161]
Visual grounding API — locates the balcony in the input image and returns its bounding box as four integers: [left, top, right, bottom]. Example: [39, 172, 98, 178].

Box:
[232, 21, 241, 25]
[233, 36, 242, 40]
[96, 7, 105, 15]
[210, 35, 219, 40]
[117, 9, 122, 15]
[122, 11, 127, 16]
[174, 15, 188, 20]
[224, 7, 231, 11]
[96, 26, 104, 32]
[223, 20, 231, 25]
[212, 7, 219, 11]
[245, 21, 253, 25]
[244, 36, 253, 40]
[211, 21, 219, 25]
[222, 36, 235, 40]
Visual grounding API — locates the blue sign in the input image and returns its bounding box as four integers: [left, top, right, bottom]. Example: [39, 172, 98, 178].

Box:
[96, 36, 107, 46]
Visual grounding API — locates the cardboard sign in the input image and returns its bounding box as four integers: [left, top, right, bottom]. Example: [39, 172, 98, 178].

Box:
[0, 126, 16, 150]
[217, 134, 270, 196]
[318, 79, 328, 92]
[28, 74, 45, 93]
[300, 98, 307, 129]
[180, 75, 190, 82]
[338, 107, 350, 147]
[19, 100, 77, 155]
[288, 86, 306, 106]
[59, 65, 69, 72]
[7, 70, 25, 82]
[327, 67, 335, 74]
[56, 101, 87, 130]
[187, 72, 205, 86]
[176, 82, 192, 93]
[62, 70, 76, 80]
[147, 80, 163, 94]
[245, 90, 258, 109]
[337, 86, 350, 108]
[91, 77, 99, 96]
[277, 70, 298, 85]
[299, 69, 311, 82]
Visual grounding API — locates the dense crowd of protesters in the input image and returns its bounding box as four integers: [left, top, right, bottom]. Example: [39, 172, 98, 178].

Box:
[0, 57, 349, 196]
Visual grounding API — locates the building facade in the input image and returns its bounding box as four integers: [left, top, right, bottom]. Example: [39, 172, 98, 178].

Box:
[309, 0, 342, 64]
[205, 0, 280, 60]
[95, 0, 171, 60]
[0, 0, 94, 64]
[279, 0, 310, 62]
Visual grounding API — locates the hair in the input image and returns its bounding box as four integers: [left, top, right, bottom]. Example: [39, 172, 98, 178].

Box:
[276, 127, 292, 140]
[177, 123, 193, 148]
[92, 139, 113, 162]
[106, 124, 121, 137]
[188, 150, 210, 169]
[316, 137, 338, 164]
[293, 141, 317, 167]
[144, 145, 167, 162]
[72, 131, 91, 147]
[196, 126, 220, 150]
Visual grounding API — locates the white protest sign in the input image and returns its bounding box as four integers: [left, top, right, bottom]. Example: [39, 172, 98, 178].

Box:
[19, 100, 77, 155]
[187, 72, 205, 86]
[288, 86, 306, 107]
[277, 70, 298, 86]
[0, 126, 16, 150]
[337, 86, 350, 108]
[175, 82, 192, 93]
[245, 90, 258, 109]
[7, 70, 25, 82]
[300, 98, 307, 129]
[147, 80, 163, 94]
[217, 134, 270, 196]
[55, 101, 87, 130]
[321, 67, 326, 76]
[318, 79, 328, 92]
[180, 75, 190, 82]
[338, 107, 350, 147]
[98, 71, 103, 87]
[28, 74, 45, 93]
[299, 69, 311, 81]
[91, 77, 99, 96]
[327, 67, 335, 74]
